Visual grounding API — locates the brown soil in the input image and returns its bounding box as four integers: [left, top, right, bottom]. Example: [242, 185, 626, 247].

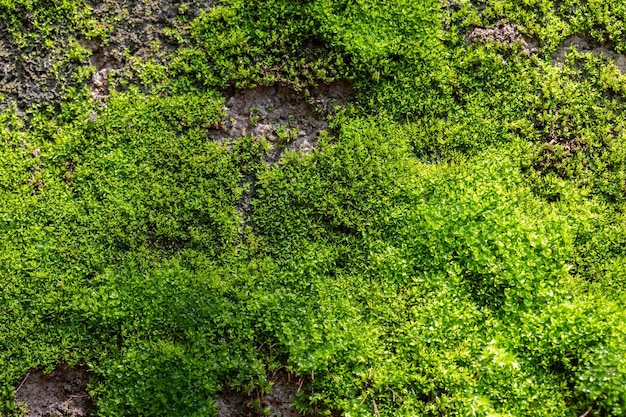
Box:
[217, 370, 316, 417]
[14, 364, 94, 417]
[466, 23, 538, 55]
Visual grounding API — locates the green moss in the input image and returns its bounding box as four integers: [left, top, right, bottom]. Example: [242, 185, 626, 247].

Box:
[2, 1, 626, 416]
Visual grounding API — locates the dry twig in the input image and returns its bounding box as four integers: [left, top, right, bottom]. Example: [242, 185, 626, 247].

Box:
[14, 371, 31, 394]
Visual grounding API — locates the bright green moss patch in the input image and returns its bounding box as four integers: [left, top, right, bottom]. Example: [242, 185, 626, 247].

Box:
[171, 0, 345, 90]
[3, 1, 626, 416]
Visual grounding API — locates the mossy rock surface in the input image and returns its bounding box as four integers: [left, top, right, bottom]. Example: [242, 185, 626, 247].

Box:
[2, 1, 626, 417]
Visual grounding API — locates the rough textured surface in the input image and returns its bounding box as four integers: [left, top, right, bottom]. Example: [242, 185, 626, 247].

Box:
[214, 79, 355, 159]
[84, 0, 214, 100]
[552, 35, 626, 72]
[0, 0, 215, 110]
[217, 370, 310, 417]
[86, 0, 215, 64]
[466, 23, 538, 55]
[14, 364, 94, 417]
[0, 18, 71, 110]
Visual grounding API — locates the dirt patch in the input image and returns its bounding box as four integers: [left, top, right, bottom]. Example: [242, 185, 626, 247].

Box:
[14, 364, 94, 417]
[215, 79, 355, 160]
[467, 23, 538, 55]
[217, 370, 314, 417]
[552, 35, 626, 73]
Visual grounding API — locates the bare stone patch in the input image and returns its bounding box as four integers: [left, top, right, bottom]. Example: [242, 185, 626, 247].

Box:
[214, 79, 355, 161]
[467, 23, 538, 55]
[14, 364, 94, 417]
[86, 44, 125, 101]
[552, 35, 626, 73]
[217, 370, 317, 417]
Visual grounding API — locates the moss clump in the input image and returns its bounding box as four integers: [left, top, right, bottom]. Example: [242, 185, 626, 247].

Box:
[2, 1, 626, 417]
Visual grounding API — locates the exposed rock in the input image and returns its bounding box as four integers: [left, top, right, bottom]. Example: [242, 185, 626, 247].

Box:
[217, 370, 310, 417]
[552, 35, 626, 73]
[213, 79, 355, 161]
[467, 23, 538, 55]
[14, 364, 94, 417]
